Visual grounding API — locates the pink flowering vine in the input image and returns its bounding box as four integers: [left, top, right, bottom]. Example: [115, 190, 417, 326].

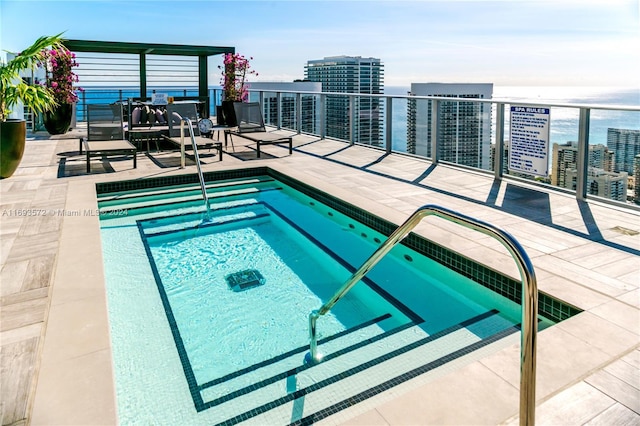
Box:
[218, 53, 258, 102]
[40, 47, 82, 104]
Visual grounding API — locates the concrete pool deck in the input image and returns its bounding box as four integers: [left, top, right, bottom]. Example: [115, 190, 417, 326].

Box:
[1, 128, 638, 425]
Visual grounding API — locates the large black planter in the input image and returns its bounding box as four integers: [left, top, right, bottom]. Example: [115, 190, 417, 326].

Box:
[216, 105, 225, 125]
[0, 119, 26, 179]
[43, 103, 73, 135]
[220, 100, 239, 127]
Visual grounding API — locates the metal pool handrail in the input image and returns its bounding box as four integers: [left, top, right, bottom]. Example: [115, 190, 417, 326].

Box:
[307, 204, 538, 426]
[178, 116, 212, 220]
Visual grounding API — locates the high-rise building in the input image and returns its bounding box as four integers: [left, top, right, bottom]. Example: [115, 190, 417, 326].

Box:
[552, 142, 616, 186]
[589, 143, 615, 172]
[552, 141, 629, 201]
[305, 56, 384, 146]
[607, 128, 640, 174]
[551, 142, 579, 188]
[248, 81, 321, 134]
[563, 168, 628, 202]
[407, 83, 493, 169]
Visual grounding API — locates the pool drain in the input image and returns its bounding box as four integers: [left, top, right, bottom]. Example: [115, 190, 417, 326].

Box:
[225, 269, 266, 292]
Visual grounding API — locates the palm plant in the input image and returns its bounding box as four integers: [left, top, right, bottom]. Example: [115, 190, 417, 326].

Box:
[0, 33, 63, 121]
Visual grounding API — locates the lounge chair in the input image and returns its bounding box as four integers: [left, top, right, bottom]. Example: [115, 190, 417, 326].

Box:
[227, 102, 293, 158]
[163, 103, 223, 161]
[81, 104, 137, 173]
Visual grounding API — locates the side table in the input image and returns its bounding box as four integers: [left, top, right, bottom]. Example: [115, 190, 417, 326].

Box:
[210, 125, 235, 151]
[129, 127, 167, 153]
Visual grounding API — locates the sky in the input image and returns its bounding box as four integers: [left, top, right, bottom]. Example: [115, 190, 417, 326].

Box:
[1, 0, 639, 89]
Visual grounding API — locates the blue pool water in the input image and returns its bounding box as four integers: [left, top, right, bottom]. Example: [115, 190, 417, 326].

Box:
[146, 208, 412, 384]
[98, 175, 546, 425]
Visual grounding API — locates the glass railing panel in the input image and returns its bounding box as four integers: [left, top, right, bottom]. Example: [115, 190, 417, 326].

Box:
[389, 97, 410, 154]
[353, 95, 385, 149]
[279, 93, 299, 132]
[434, 99, 493, 171]
[300, 93, 321, 136]
[258, 91, 279, 127]
[324, 94, 351, 143]
[585, 108, 639, 205]
[208, 88, 222, 118]
[405, 98, 432, 160]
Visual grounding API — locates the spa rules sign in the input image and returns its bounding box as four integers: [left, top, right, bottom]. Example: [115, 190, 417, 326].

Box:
[508, 105, 550, 177]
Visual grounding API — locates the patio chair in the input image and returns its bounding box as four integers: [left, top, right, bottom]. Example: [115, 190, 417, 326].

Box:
[227, 102, 293, 158]
[81, 104, 137, 173]
[163, 103, 223, 161]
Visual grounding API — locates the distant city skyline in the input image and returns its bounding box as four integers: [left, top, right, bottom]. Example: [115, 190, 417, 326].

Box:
[1, 0, 639, 89]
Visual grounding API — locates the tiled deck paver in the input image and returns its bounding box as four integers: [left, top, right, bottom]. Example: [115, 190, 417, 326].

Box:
[1, 137, 67, 426]
[0, 127, 638, 425]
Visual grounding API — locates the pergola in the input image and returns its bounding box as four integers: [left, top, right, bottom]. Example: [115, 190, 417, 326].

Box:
[62, 39, 235, 100]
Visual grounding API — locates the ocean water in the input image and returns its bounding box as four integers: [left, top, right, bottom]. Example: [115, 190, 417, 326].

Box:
[384, 86, 639, 151]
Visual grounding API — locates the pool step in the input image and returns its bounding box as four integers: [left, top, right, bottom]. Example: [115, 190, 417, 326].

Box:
[195, 313, 399, 406]
[98, 180, 282, 214]
[138, 201, 269, 237]
[99, 188, 284, 227]
[286, 322, 519, 426]
[97, 177, 277, 203]
[196, 310, 517, 425]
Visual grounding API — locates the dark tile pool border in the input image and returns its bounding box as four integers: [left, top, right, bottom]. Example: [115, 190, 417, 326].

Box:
[96, 167, 581, 323]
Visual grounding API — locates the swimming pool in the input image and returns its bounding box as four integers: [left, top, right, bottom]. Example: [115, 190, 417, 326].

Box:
[97, 170, 578, 425]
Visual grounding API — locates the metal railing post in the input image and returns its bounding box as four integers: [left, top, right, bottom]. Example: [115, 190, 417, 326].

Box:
[276, 91, 282, 130]
[385, 97, 393, 153]
[576, 108, 591, 201]
[349, 95, 355, 145]
[431, 99, 439, 163]
[495, 103, 505, 178]
[178, 116, 211, 219]
[296, 92, 302, 134]
[320, 94, 326, 139]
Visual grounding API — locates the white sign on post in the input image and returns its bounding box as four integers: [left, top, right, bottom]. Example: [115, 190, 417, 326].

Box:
[152, 93, 168, 105]
[508, 105, 551, 177]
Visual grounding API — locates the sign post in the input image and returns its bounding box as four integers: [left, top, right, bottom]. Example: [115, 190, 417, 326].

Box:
[508, 106, 551, 177]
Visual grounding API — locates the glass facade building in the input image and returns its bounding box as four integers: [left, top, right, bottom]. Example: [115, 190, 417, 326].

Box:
[305, 56, 384, 146]
[407, 83, 493, 169]
[607, 128, 640, 174]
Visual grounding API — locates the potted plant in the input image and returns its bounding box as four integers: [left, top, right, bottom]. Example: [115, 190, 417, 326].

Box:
[41, 45, 81, 135]
[1, 34, 62, 178]
[218, 53, 257, 126]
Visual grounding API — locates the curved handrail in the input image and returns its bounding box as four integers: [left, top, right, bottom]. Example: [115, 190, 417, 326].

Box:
[178, 116, 212, 220]
[307, 204, 537, 426]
